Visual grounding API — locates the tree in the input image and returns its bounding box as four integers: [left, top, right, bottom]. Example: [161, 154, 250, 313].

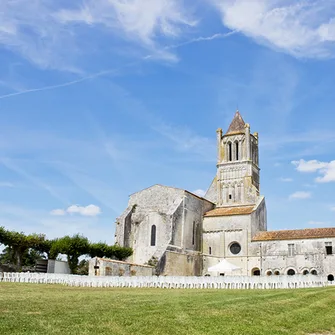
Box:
[50, 234, 90, 274]
[106, 245, 133, 261]
[0, 227, 46, 271]
[88, 242, 108, 258]
[88, 242, 133, 261]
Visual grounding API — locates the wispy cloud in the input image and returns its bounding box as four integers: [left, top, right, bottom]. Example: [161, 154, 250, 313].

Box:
[0, 158, 68, 204]
[308, 220, 329, 225]
[0, 181, 14, 188]
[0, 0, 198, 69]
[279, 177, 293, 182]
[210, 0, 335, 58]
[51, 204, 101, 217]
[292, 159, 335, 183]
[192, 189, 206, 197]
[289, 191, 311, 200]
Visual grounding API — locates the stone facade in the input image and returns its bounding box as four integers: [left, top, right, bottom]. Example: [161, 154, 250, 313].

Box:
[88, 257, 153, 277]
[114, 111, 335, 281]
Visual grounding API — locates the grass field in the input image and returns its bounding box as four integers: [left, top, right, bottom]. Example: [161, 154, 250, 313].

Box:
[0, 283, 335, 335]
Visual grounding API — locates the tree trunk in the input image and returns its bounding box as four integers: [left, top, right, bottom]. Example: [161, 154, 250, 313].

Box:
[15, 250, 22, 272]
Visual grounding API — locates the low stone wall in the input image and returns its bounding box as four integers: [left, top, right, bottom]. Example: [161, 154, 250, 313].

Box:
[88, 257, 154, 277]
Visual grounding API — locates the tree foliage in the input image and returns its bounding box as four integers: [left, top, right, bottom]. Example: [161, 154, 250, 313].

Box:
[89, 242, 133, 261]
[0, 226, 133, 274]
[50, 234, 90, 274]
[0, 227, 46, 271]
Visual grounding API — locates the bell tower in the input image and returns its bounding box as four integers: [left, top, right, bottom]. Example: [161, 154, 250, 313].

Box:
[216, 111, 260, 206]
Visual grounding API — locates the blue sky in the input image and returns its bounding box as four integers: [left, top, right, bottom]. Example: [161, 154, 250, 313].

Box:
[0, 0, 335, 243]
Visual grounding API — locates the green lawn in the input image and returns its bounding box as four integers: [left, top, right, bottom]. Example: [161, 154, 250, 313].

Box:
[0, 283, 335, 335]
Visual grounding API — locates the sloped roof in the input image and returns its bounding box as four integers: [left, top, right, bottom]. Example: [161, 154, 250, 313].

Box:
[252, 228, 335, 241]
[204, 205, 255, 217]
[225, 110, 246, 135]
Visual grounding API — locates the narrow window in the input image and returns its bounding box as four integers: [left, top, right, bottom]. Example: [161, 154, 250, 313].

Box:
[229, 194, 232, 200]
[192, 221, 195, 245]
[326, 242, 332, 255]
[288, 243, 294, 257]
[235, 142, 239, 160]
[228, 142, 232, 161]
[209, 247, 212, 255]
[150, 225, 156, 246]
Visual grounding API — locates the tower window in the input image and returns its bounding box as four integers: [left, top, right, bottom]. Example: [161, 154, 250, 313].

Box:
[209, 247, 212, 255]
[235, 142, 239, 160]
[228, 142, 232, 161]
[326, 242, 332, 255]
[150, 225, 156, 246]
[229, 194, 232, 200]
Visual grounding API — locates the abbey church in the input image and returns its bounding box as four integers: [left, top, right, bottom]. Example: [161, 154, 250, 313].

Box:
[115, 112, 335, 280]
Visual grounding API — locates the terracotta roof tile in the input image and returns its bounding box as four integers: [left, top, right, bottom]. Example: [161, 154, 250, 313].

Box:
[252, 228, 335, 241]
[225, 111, 246, 135]
[204, 205, 255, 217]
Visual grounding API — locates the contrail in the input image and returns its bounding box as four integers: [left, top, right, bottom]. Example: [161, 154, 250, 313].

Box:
[165, 30, 237, 50]
[0, 30, 236, 101]
[0, 70, 114, 100]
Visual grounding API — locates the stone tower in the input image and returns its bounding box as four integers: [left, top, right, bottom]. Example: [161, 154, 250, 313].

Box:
[215, 111, 260, 206]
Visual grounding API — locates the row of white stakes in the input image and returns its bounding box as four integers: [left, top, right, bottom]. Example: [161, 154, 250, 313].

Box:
[0, 272, 332, 289]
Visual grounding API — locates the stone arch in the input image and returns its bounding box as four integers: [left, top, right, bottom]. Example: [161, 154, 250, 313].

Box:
[287, 268, 296, 276]
[251, 267, 260, 276]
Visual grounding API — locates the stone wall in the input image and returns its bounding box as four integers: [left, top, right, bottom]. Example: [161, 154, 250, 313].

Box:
[158, 250, 203, 276]
[88, 257, 153, 277]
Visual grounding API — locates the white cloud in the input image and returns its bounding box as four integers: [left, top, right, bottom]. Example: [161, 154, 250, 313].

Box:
[210, 0, 335, 58]
[280, 177, 293, 182]
[67, 204, 102, 217]
[192, 189, 206, 197]
[289, 191, 311, 200]
[50, 204, 102, 217]
[0, 0, 196, 68]
[308, 220, 328, 225]
[50, 209, 66, 216]
[292, 159, 335, 183]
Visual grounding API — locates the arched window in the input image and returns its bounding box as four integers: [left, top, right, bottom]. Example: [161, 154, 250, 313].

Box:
[235, 141, 239, 160]
[328, 274, 334, 282]
[303, 270, 309, 275]
[150, 225, 156, 246]
[209, 247, 212, 255]
[266, 270, 272, 276]
[287, 269, 296, 276]
[228, 142, 232, 161]
[274, 270, 280, 275]
[311, 269, 317, 275]
[252, 268, 260, 276]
